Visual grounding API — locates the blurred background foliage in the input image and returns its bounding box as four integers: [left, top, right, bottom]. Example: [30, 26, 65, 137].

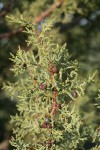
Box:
[0, 0, 100, 148]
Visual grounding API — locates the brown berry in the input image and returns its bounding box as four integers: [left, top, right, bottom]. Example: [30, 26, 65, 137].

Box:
[41, 122, 47, 128]
[39, 83, 47, 90]
[47, 124, 52, 129]
[72, 91, 78, 98]
[51, 66, 59, 74]
[41, 122, 52, 129]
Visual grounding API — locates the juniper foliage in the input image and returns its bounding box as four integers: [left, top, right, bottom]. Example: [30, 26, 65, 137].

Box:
[3, 16, 100, 150]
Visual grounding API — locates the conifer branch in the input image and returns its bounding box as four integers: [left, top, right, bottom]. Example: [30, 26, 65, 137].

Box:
[0, 0, 64, 40]
[3, 17, 100, 149]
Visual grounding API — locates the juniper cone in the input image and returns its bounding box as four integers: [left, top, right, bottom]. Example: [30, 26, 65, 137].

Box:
[39, 83, 47, 90]
[51, 66, 59, 74]
[72, 90, 78, 98]
[3, 16, 100, 150]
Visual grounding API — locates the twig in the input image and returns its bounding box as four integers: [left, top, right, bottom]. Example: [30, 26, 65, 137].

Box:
[34, 0, 65, 23]
[0, 0, 64, 40]
[0, 27, 24, 39]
